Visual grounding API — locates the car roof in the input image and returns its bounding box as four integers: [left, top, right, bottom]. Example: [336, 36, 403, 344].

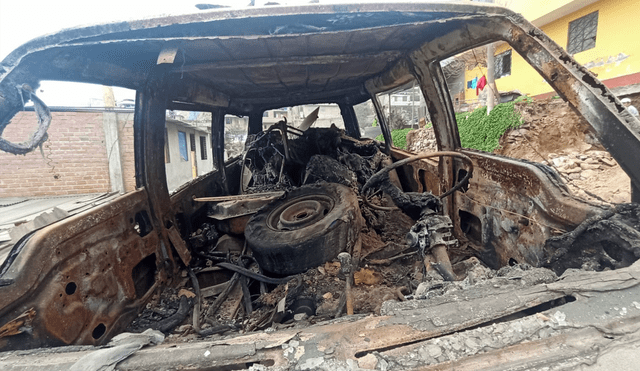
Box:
[0, 2, 512, 119]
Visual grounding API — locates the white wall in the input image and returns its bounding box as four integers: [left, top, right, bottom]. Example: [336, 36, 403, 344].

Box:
[165, 120, 213, 192]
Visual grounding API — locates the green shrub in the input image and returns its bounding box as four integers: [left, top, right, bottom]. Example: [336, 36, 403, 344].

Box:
[514, 95, 533, 104]
[375, 128, 412, 149]
[374, 103, 520, 153]
[455, 102, 522, 152]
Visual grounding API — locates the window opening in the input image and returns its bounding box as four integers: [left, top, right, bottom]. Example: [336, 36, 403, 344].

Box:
[494, 49, 512, 79]
[189, 133, 196, 151]
[178, 131, 188, 161]
[164, 129, 170, 163]
[567, 11, 598, 55]
[200, 136, 208, 160]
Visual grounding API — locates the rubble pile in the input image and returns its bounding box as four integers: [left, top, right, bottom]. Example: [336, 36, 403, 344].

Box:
[405, 126, 437, 153]
[501, 121, 533, 145]
[496, 98, 631, 203]
[539, 150, 630, 203]
[543, 150, 617, 180]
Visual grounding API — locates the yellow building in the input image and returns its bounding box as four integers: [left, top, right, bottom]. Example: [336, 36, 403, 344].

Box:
[463, 0, 640, 101]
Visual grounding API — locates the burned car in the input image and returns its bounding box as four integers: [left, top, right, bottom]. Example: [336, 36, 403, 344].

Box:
[2, 2, 640, 370]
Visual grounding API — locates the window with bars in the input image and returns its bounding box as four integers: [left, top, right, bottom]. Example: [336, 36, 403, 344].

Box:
[567, 11, 598, 55]
[200, 136, 208, 160]
[494, 49, 512, 79]
[189, 133, 196, 152]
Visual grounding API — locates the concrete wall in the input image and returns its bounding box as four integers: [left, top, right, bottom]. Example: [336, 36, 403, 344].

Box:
[299, 104, 344, 129]
[464, 0, 640, 100]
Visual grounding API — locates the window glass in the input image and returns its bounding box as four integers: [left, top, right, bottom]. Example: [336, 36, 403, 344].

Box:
[178, 131, 188, 161]
[374, 78, 426, 132]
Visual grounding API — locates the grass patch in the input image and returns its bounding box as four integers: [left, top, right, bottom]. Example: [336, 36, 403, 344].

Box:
[376, 128, 412, 149]
[374, 102, 521, 153]
[455, 101, 523, 152]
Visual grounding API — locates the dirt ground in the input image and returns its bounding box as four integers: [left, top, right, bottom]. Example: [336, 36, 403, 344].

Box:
[408, 98, 632, 204]
[498, 98, 631, 204]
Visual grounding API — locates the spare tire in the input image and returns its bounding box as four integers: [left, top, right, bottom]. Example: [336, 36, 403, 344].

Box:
[245, 183, 362, 275]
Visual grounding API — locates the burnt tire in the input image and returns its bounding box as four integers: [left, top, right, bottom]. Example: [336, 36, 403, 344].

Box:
[245, 183, 361, 275]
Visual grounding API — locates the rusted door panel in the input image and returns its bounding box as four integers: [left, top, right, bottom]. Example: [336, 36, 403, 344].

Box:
[453, 150, 604, 269]
[390, 149, 441, 194]
[170, 160, 243, 238]
[0, 190, 162, 350]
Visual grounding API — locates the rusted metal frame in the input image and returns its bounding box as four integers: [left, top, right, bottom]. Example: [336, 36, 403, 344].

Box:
[174, 51, 404, 73]
[409, 56, 460, 151]
[0, 190, 162, 350]
[338, 102, 361, 139]
[411, 14, 640, 197]
[451, 155, 602, 269]
[133, 91, 147, 188]
[369, 91, 392, 153]
[169, 80, 230, 109]
[210, 108, 229, 195]
[5, 263, 640, 368]
[239, 126, 289, 194]
[136, 65, 189, 271]
[408, 57, 460, 221]
[365, 58, 415, 96]
[228, 86, 366, 114]
[0, 5, 513, 125]
[363, 57, 425, 150]
[126, 3, 513, 31]
[500, 22, 640, 197]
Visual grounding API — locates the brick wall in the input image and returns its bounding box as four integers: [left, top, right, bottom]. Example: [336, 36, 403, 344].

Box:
[0, 111, 117, 197]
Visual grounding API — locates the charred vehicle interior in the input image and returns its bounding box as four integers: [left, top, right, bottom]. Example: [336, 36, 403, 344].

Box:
[2, 2, 640, 370]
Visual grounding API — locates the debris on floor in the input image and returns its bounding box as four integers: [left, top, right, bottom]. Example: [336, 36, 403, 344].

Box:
[131, 123, 640, 347]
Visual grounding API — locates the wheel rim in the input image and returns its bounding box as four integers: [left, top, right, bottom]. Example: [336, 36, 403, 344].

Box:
[267, 194, 334, 231]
